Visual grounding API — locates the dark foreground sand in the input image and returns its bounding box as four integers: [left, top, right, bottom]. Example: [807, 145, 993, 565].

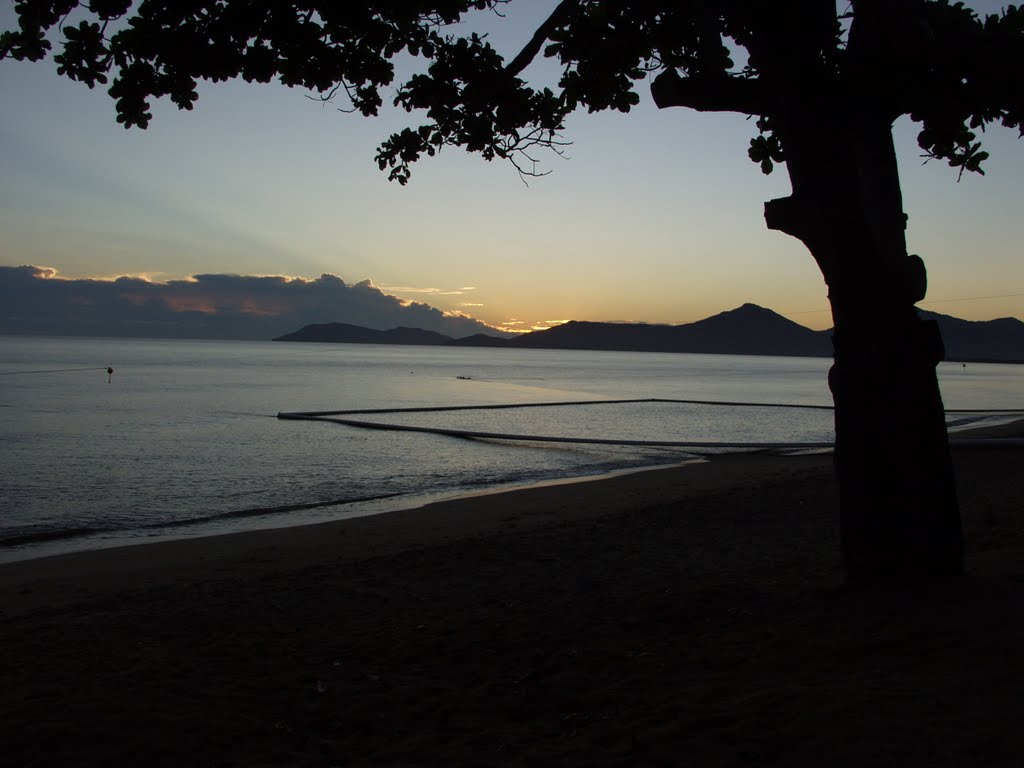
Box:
[2, 424, 1023, 767]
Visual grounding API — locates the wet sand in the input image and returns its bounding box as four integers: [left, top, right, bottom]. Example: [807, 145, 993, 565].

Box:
[2, 422, 1022, 766]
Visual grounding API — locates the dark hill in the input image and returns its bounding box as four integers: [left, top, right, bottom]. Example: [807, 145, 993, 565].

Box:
[919, 311, 1024, 363]
[271, 306, 1021, 361]
[274, 323, 454, 345]
[666, 303, 831, 356]
[509, 320, 677, 352]
[511, 304, 832, 357]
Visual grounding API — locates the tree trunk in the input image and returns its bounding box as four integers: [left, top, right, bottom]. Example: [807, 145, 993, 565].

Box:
[650, 0, 966, 581]
[828, 302, 963, 581]
[765, 117, 964, 583]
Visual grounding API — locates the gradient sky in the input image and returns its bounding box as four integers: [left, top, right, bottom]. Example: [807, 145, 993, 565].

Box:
[1, 1, 1021, 334]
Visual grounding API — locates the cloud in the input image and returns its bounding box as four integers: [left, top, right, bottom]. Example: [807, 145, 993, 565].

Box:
[0, 265, 510, 340]
[381, 285, 472, 297]
[379, 285, 441, 294]
[493, 318, 532, 334]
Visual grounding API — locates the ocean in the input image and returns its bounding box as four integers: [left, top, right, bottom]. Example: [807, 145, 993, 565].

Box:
[2, 335, 1021, 562]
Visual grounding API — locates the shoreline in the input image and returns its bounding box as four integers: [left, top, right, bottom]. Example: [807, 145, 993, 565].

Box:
[0, 453, 711, 566]
[2, 416, 1020, 581]
[2, 424, 1023, 765]
[1, 410, 1015, 567]
[0, 451, 830, 617]
[1, 417, 1020, 616]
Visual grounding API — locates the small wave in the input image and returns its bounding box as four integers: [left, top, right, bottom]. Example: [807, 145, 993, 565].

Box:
[0, 492, 405, 550]
[139, 492, 405, 530]
[0, 525, 113, 547]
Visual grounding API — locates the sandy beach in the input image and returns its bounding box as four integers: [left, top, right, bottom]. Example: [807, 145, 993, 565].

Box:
[2, 423, 1023, 767]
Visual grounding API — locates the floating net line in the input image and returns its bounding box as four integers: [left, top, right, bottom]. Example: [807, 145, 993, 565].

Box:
[278, 398, 1024, 452]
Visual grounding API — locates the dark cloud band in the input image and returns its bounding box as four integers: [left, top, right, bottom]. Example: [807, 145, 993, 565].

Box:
[0, 266, 505, 340]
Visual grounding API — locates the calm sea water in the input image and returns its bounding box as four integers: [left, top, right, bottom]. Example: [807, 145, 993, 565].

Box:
[2, 335, 1021, 562]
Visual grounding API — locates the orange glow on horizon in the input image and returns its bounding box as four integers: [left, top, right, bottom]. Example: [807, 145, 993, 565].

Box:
[495, 326, 531, 334]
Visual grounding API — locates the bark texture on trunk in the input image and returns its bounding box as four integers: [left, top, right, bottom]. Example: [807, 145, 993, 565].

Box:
[766, 114, 964, 582]
[828, 314, 963, 580]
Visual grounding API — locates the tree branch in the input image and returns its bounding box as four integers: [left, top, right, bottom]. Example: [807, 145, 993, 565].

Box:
[504, 0, 579, 77]
[651, 68, 767, 115]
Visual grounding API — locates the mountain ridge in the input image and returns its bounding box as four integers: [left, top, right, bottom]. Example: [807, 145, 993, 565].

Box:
[273, 305, 1023, 363]
[273, 323, 454, 346]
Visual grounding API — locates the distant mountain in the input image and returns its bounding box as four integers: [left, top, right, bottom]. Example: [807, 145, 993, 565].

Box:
[274, 323, 454, 345]
[920, 310, 1024, 363]
[676, 304, 831, 356]
[507, 319, 676, 352]
[273, 305, 1021, 362]
[509, 304, 832, 357]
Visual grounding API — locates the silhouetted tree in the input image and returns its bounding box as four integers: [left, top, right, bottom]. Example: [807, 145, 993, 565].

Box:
[5, 1, 1022, 582]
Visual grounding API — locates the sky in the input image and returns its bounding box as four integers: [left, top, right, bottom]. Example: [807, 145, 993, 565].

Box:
[1, 1, 1021, 338]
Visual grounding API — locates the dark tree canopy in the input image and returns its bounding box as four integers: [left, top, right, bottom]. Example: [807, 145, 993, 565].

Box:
[3, 1, 1022, 183]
